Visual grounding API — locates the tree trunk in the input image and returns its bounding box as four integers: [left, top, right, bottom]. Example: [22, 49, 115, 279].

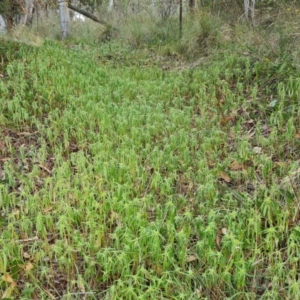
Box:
[189, 0, 195, 12]
[250, 0, 255, 24]
[179, 0, 182, 38]
[58, 0, 70, 39]
[0, 14, 7, 34]
[244, 0, 255, 24]
[244, 0, 249, 21]
[22, 0, 35, 25]
[108, 0, 114, 12]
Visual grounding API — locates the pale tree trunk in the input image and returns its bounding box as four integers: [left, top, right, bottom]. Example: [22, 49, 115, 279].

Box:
[179, 0, 182, 37]
[0, 14, 7, 34]
[250, 0, 255, 23]
[22, 0, 35, 25]
[151, 0, 155, 9]
[244, 0, 255, 23]
[58, 0, 70, 39]
[244, 0, 249, 20]
[108, 0, 114, 12]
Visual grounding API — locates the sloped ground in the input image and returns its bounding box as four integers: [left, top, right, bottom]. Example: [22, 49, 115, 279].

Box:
[0, 32, 300, 299]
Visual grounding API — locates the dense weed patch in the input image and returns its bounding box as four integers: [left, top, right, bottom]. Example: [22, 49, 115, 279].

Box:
[0, 14, 300, 299]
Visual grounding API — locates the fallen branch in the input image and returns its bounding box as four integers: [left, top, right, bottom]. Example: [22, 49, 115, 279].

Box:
[68, 3, 112, 28]
[16, 236, 39, 243]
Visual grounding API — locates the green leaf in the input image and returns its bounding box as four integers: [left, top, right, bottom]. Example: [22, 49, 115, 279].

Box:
[269, 99, 278, 107]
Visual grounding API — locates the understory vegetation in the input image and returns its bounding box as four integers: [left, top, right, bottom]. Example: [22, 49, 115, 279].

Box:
[1, 4, 300, 299]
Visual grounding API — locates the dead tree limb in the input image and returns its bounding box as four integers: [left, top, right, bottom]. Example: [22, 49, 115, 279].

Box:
[68, 3, 112, 28]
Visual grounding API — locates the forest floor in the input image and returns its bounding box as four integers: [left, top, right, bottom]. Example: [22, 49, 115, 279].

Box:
[1, 15, 300, 299]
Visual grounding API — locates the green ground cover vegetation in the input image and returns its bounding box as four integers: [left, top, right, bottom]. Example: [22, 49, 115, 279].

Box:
[1, 5, 300, 299]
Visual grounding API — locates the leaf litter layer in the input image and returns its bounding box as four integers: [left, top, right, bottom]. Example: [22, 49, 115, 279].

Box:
[0, 38, 300, 299]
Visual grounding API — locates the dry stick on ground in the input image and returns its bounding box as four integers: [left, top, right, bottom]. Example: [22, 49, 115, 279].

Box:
[68, 3, 115, 30]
